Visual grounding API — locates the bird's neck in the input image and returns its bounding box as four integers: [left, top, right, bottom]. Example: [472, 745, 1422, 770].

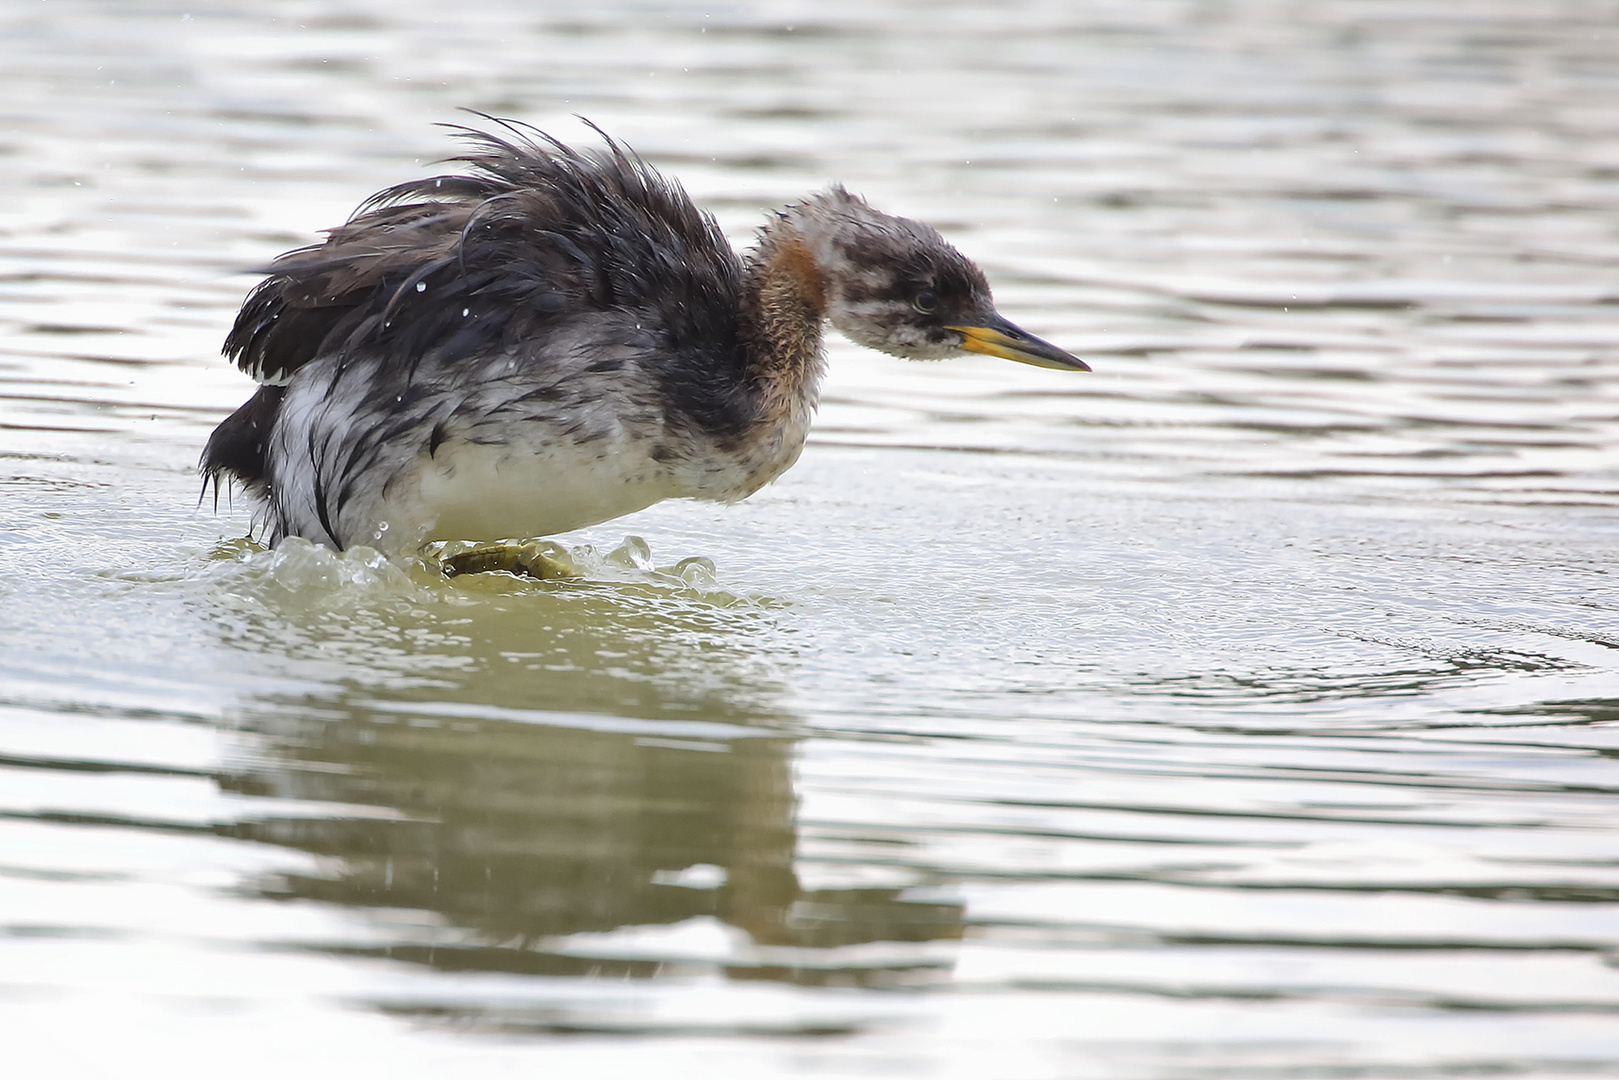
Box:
[738, 216, 829, 426]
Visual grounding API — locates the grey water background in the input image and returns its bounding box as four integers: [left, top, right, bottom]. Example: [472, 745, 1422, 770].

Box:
[3, 1, 1619, 1076]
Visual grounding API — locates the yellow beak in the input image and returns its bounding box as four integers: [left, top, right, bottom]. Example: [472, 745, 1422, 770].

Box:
[948, 317, 1090, 371]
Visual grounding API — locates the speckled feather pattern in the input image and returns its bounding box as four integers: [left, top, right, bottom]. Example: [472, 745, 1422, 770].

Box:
[266, 313, 799, 550]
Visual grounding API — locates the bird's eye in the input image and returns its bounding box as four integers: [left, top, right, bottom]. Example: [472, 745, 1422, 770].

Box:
[913, 289, 938, 314]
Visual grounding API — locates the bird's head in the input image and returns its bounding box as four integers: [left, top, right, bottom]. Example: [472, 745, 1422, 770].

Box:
[786, 187, 1089, 371]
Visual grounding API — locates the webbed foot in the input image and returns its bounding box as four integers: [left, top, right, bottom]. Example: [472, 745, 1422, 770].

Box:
[437, 539, 580, 580]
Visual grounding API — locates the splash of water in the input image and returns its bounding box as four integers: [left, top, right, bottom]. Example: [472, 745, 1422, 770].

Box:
[210, 533, 727, 600]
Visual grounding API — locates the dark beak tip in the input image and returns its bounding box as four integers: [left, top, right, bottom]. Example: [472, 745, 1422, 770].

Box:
[998, 316, 1089, 372]
[1022, 337, 1091, 372]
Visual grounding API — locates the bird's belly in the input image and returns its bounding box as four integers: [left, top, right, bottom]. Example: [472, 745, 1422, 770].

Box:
[370, 439, 682, 550]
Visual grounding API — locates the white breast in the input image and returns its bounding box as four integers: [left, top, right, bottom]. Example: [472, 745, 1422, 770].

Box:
[364, 435, 686, 552]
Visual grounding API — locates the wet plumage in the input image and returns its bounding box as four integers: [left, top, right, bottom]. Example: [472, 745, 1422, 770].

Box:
[203, 119, 1087, 554]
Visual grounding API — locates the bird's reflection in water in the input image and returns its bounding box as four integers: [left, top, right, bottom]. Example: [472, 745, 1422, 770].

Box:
[212, 572, 962, 993]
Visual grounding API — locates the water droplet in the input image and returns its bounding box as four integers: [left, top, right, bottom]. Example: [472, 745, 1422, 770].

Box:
[606, 536, 654, 572]
[415, 281, 426, 293]
[674, 556, 717, 588]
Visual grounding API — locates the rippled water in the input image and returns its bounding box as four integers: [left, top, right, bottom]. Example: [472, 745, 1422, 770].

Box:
[3, 2, 1618, 1076]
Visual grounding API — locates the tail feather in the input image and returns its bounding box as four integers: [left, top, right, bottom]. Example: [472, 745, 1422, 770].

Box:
[202, 384, 284, 496]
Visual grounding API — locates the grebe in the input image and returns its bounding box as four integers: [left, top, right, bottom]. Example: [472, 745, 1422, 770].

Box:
[203, 120, 1088, 555]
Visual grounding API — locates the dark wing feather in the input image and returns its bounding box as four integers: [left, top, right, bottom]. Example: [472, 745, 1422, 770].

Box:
[221, 122, 747, 392]
[208, 119, 759, 496]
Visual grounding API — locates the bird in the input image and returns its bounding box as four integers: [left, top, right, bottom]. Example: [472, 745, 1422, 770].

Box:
[202, 118, 1089, 556]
